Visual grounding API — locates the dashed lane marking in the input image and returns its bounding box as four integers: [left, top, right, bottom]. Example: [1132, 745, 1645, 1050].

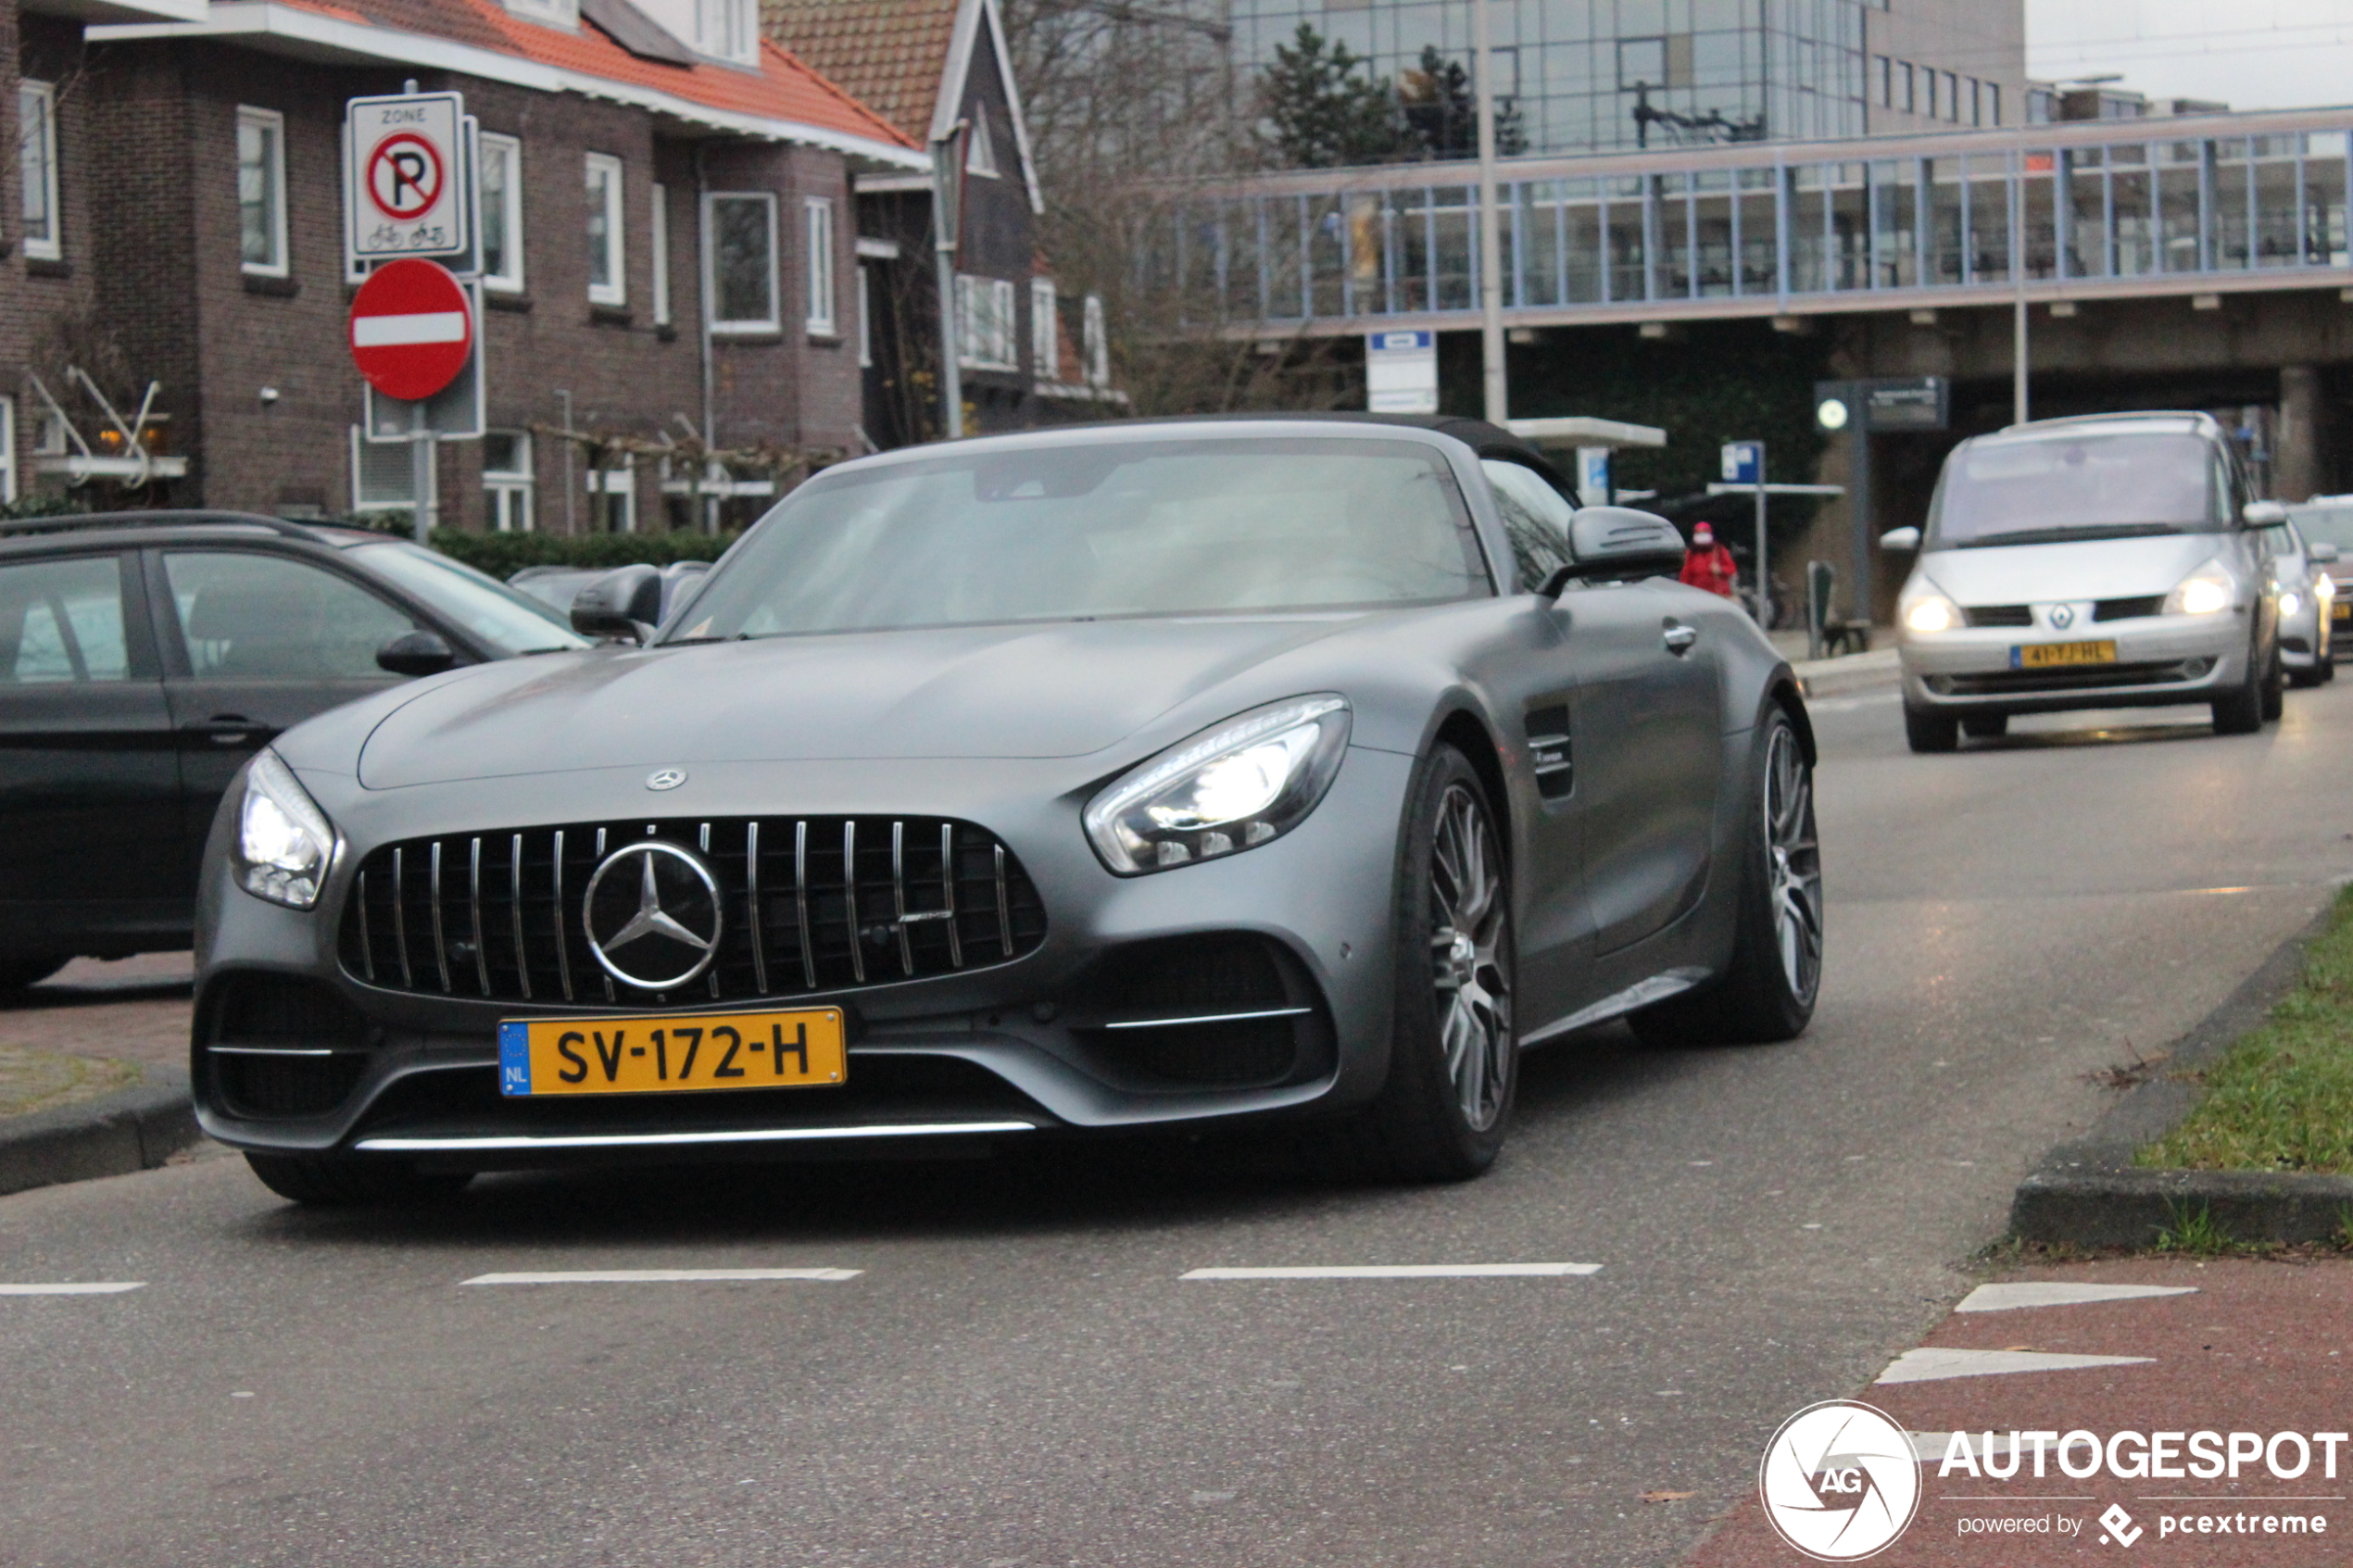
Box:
[460, 1268, 862, 1285]
[1877, 1347, 2153, 1385]
[0, 1283, 145, 1295]
[1181, 1263, 1601, 1280]
[1957, 1282, 2198, 1312]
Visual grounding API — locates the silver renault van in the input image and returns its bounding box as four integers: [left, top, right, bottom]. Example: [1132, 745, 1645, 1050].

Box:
[1881, 412, 2282, 752]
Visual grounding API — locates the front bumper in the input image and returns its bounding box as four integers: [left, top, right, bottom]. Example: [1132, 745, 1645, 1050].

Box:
[193, 749, 1416, 1168]
[1899, 609, 2251, 713]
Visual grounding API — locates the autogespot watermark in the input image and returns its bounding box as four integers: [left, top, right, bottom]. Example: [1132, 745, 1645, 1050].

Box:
[1762, 1410, 2347, 1555]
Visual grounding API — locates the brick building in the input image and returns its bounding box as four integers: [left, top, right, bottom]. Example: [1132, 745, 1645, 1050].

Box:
[1, 0, 924, 531]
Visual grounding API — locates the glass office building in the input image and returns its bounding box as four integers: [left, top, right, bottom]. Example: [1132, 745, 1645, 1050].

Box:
[1233, 0, 1870, 156]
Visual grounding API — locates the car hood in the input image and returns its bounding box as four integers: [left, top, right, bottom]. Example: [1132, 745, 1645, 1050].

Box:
[356, 618, 1360, 787]
[1919, 533, 2229, 605]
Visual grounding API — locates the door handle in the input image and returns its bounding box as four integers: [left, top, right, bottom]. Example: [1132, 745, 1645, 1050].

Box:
[185, 714, 265, 745]
[1663, 621, 1698, 655]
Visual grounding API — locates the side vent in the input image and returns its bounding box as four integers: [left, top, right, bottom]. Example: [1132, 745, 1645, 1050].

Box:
[1526, 703, 1573, 799]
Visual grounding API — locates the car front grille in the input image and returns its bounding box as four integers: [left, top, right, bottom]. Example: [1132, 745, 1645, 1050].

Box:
[338, 816, 1048, 1009]
[2094, 595, 2167, 621]
[1927, 659, 2208, 696]
[1962, 604, 2033, 628]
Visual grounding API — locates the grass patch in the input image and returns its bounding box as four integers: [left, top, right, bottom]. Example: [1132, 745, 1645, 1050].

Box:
[0, 1047, 138, 1120]
[2141, 885, 2353, 1173]
[2151, 1199, 2238, 1255]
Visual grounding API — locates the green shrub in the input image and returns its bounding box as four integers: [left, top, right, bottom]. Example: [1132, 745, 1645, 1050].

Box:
[336, 524, 741, 578]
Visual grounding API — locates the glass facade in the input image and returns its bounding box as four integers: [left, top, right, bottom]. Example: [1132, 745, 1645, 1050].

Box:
[1233, 0, 1868, 158]
[1168, 119, 2353, 326]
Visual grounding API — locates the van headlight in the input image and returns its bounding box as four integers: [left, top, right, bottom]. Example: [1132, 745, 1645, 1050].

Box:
[1900, 583, 1961, 633]
[233, 750, 338, 909]
[1084, 696, 1350, 874]
[2164, 558, 2236, 617]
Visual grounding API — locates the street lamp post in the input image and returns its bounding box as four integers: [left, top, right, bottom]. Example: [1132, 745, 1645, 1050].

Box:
[1472, 0, 1506, 424]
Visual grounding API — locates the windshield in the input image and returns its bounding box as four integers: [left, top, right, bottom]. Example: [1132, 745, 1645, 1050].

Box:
[671, 437, 1490, 641]
[1929, 432, 2224, 547]
[358, 543, 590, 656]
[2290, 504, 2353, 553]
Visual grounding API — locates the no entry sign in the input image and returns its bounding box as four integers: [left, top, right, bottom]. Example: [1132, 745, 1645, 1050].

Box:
[349, 258, 473, 402]
[346, 92, 468, 260]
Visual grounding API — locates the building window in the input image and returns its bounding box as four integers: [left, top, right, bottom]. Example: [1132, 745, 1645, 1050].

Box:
[0, 397, 16, 504]
[696, 0, 756, 64]
[649, 182, 670, 327]
[484, 431, 534, 533]
[1082, 293, 1108, 387]
[856, 265, 873, 367]
[955, 273, 1017, 370]
[804, 196, 836, 334]
[1899, 62, 1915, 114]
[19, 82, 58, 261]
[1030, 278, 1058, 380]
[1988, 82, 2002, 126]
[585, 152, 624, 306]
[706, 192, 777, 333]
[478, 132, 523, 292]
[965, 108, 998, 178]
[237, 107, 288, 277]
[1943, 71, 1960, 121]
[350, 427, 416, 512]
[1872, 56, 1890, 110]
[587, 466, 635, 533]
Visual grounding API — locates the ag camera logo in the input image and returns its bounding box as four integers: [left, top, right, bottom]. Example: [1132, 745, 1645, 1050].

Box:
[1760, 1399, 1923, 1561]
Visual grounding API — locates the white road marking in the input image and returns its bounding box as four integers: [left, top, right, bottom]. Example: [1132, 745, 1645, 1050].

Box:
[1957, 1282, 2198, 1312]
[0, 1282, 145, 1295]
[1876, 1347, 2153, 1385]
[1181, 1263, 1600, 1280]
[460, 1268, 861, 1286]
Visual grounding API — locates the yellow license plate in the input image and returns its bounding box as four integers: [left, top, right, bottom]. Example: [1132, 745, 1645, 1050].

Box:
[497, 1008, 845, 1097]
[2013, 639, 2118, 669]
[2334, 600, 2349, 621]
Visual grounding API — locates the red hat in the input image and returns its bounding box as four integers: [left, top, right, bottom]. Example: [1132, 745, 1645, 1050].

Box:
[1692, 522, 1714, 545]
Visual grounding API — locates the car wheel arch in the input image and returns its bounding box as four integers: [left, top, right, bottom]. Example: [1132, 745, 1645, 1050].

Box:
[1767, 676, 1818, 767]
[1430, 708, 1512, 862]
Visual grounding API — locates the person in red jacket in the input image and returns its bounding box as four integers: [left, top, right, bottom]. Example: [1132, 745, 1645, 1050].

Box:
[1680, 521, 1739, 598]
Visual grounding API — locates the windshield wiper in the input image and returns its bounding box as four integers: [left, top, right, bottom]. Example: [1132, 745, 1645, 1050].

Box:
[1951, 522, 2185, 548]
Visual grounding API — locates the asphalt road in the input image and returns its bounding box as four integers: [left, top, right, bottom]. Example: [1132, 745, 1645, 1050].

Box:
[6, 680, 2351, 1568]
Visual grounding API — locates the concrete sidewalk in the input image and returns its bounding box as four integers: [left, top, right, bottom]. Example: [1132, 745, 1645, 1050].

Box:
[0, 952, 202, 1195]
[1688, 1258, 2353, 1566]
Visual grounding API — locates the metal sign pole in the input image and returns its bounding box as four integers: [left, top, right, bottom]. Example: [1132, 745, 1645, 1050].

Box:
[931, 126, 966, 442]
[409, 400, 434, 544]
[1754, 443, 1769, 628]
[1472, 0, 1506, 424]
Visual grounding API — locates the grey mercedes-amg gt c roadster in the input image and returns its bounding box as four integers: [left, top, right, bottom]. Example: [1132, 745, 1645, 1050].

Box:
[195, 415, 1822, 1203]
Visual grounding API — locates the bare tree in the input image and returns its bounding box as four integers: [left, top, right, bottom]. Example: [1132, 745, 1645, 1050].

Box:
[1001, 1, 1359, 418]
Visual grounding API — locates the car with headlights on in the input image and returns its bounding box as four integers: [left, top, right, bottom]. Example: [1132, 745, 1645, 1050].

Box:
[2254, 515, 2335, 685]
[0, 512, 587, 990]
[1880, 412, 2283, 751]
[194, 417, 1822, 1204]
[2285, 495, 2353, 664]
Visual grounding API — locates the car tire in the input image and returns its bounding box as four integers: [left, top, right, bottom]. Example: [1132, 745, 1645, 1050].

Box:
[1960, 713, 2008, 739]
[2323, 655, 2339, 684]
[2289, 662, 2323, 689]
[1630, 708, 1822, 1047]
[2212, 644, 2266, 734]
[1904, 702, 1959, 753]
[0, 955, 69, 992]
[2261, 642, 2286, 721]
[1332, 745, 1516, 1184]
[245, 1152, 472, 1207]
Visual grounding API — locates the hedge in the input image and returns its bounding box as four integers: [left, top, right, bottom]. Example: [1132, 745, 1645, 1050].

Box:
[345, 521, 743, 578]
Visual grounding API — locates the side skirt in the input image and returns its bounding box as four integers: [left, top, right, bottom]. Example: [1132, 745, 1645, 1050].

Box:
[1516, 967, 1710, 1048]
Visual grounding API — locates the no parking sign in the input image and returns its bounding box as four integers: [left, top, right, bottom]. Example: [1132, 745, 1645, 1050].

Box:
[346, 92, 469, 261]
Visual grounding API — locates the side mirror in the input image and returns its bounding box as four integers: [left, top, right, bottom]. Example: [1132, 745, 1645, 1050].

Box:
[2243, 499, 2289, 526]
[2309, 542, 2339, 565]
[572, 564, 664, 642]
[375, 629, 458, 677]
[1543, 507, 1688, 593]
[1878, 527, 1921, 552]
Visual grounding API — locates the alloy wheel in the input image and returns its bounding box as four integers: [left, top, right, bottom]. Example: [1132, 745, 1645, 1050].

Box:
[1763, 724, 1824, 1005]
[1428, 783, 1513, 1132]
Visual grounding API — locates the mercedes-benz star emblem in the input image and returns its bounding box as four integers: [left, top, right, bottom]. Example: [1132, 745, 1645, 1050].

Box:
[2049, 604, 2075, 629]
[645, 767, 688, 791]
[582, 841, 724, 991]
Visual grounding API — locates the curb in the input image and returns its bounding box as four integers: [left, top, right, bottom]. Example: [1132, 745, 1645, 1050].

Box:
[2009, 898, 2342, 1247]
[0, 1063, 202, 1199]
[1793, 647, 1900, 698]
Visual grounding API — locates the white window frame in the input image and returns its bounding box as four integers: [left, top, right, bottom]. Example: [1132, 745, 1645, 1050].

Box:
[237, 107, 289, 278]
[649, 181, 670, 327]
[704, 191, 778, 334]
[695, 0, 756, 65]
[1083, 293, 1109, 387]
[483, 431, 534, 533]
[0, 398, 18, 505]
[587, 466, 636, 533]
[585, 152, 625, 307]
[965, 108, 999, 178]
[19, 82, 59, 261]
[1030, 277, 1058, 381]
[954, 273, 1017, 370]
[856, 265, 873, 367]
[804, 196, 836, 335]
[478, 132, 524, 293]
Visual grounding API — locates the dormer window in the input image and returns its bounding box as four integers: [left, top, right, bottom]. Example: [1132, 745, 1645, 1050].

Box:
[504, 0, 578, 28]
[965, 108, 998, 178]
[696, 0, 757, 65]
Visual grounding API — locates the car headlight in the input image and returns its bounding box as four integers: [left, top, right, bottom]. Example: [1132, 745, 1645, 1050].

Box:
[2282, 590, 2304, 618]
[2316, 576, 2336, 600]
[233, 750, 338, 909]
[1084, 695, 1351, 874]
[1900, 583, 1960, 633]
[2164, 558, 2235, 617]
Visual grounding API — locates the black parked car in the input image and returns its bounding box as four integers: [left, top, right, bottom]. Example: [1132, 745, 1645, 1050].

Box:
[0, 512, 586, 988]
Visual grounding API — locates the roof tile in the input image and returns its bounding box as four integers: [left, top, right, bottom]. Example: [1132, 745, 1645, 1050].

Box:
[760, 0, 961, 144]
